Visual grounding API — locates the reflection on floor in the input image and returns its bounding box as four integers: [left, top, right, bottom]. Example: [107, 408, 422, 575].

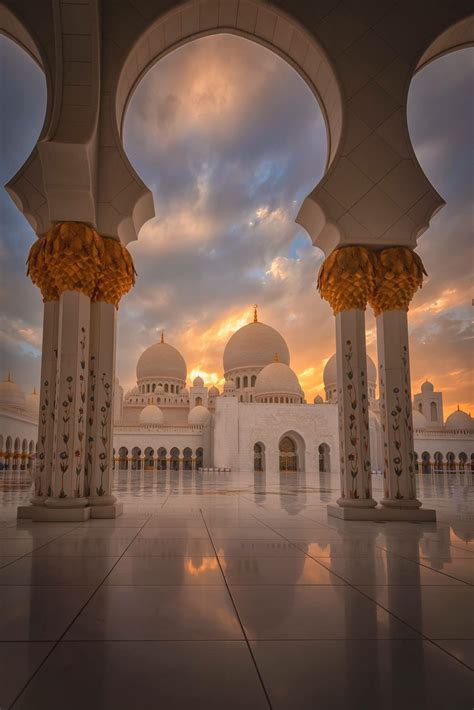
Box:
[0, 469, 473, 709]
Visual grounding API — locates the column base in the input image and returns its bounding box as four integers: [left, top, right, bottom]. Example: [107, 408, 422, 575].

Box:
[336, 497, 377, 509]
[327, 503, 436, 522]
[380, 498, 422, 509]
[17, 503, 123, 522]
[88, 495, 117, 507]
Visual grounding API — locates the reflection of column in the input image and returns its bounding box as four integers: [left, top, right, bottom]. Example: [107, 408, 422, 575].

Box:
[86, 301, 117, 510]
[166, 455, 171, 473]
[0, 450, 4, 471]
[318, 247, 377, 509]
[191, 455, 196, 472]
[178, 455, 184, 473]
[370, 248, 425, 509]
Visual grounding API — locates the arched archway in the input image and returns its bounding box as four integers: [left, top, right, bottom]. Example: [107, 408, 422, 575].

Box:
[253, 442, 265, 472]
[170, 447, 180, 471]
[195, 447, 204, 470]
[279, 432, 305, 473]
[434, 451, 444, 474]
[446, 452, 456, 473]
[421, 451, 431, 474]
[458, 452, 467, 473]
[144, 446, 154, 471]
[118, 446, 128, 470]
[131, 447, 142, 470]
[183, 447, 193, 470]
[157, 447, 167, 471]
[318, 443, 330, 473]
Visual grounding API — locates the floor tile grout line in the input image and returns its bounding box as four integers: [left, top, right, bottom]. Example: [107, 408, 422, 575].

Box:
[199, 508, 273, 710]
[373, 544, 474, 586]
[254, 516, 474, 674]
[0, 519, 89, 571]
[9, 513, 153, 709]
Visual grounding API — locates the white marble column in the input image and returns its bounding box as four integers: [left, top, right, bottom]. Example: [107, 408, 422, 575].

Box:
[85, 301, 119, 511]
[45, 291, 90, 509]
[32, 300, 59, 505]
[335, 310, 376, 508]
[376, 310, 421, 507]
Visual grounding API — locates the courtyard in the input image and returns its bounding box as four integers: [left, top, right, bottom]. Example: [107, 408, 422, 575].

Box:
[0, 469, 473, 709]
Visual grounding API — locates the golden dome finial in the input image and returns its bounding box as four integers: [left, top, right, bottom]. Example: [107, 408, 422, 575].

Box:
[273, 352, 280, 363]
[253, 304, 258, 323]
[160, 331, 164, 344]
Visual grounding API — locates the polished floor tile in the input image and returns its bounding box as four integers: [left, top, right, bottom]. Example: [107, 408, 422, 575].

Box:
[294, 540, 388, 558]
[434, 639, 474, 670]
[0, 586, 94, 640]
[418, 557, 474, 585]
[209, 526, 282, 539]
[251, 640, 474, 709]
[137, 526, 210, 539]
[231, 586, 419, 639]
[222, 556, 346, 585]
[317, 556, 466, 585]
[0, 556, 119, 586]
[0, 642, 53, 709]
[30, 538, 131, 557]
[214, 539, 305, 557]
[357, 586, 474, 638]
[105, 556, 224, 585]
[66, 586, 243, 640]
[124, 538, 216, 557]
[13, 641, 268, 710]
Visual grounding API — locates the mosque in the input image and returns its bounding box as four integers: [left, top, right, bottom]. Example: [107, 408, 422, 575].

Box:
[1, 309, 473, 477]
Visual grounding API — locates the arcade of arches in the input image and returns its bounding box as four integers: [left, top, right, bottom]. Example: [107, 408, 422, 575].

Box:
[1, 1, 473, 523]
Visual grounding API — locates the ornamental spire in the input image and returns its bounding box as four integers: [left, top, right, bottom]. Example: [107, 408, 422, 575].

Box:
[253, 304, 258, 323]
[160, 331, 165, 344]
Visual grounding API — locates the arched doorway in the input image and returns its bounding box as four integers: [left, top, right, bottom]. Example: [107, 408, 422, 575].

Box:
[318, 443, 330, 473]
[183, 447, 192, 470]
[253, 442, 265, 472]
[279, 433, 304, 473]
[118, 447, 128, 470]
[157, 447, 167, 471]
[446, 452, 456, 473]
[131, 447, 141, 470]
[459, 452, 467, 473]
[195, 447, 204, 470]
[144, 446, 154, 471]
[434, 452, 444, 474]
[421, 452, 431, 474]
[170, 447, 180, 471]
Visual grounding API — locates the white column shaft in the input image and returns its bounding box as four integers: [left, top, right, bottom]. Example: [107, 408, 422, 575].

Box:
[335, 309, 376, 508]
[376, 310, 420, 508]
[48, 291, 90, 504]
[33, 300, 60, 502]
[86, 301, 117, 504]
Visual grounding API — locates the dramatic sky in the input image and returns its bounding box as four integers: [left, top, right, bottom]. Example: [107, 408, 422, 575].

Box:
[0, 34, 472, 415]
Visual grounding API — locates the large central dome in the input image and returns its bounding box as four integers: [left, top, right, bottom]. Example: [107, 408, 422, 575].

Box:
[136, 339, 187, 382]
[223, 320, 290, 373]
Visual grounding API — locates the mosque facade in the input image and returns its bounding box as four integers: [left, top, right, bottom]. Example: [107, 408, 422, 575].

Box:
[1, 312, 473, 476]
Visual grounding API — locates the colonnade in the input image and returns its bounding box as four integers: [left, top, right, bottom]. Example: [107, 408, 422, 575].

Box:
[318, 245, 435, 520]
[19, 222, 135, 521]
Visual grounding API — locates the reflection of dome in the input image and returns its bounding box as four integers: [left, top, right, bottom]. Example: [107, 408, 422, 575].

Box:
[314, 395, 323, 404]
[255, 361, 302, 400]
[188, 405, 211, 425]
[209, 386, 219, 397]
[139, 404, 164, 424]
[323, 353, 377, 386]
[421, 380, 434, 393]
[25, 387, 40, 415]
[412, 408, 427, 428]
[0, 374, 26, 408]
[224, 320, 290, 373]
[136, 340, 186, 382]
[193, 376, 204, 387]
[446, 408, 473, 430]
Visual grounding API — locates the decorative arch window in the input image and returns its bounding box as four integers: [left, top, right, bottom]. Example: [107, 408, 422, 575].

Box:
[418, 403, 423, 413]
[152, 384, 156, 392]
[236, 377, 241, 389]
[170, 384, 175, 393]
[251, 375, 257, 387]
[430, 401, 438, 421]
[279, 436, 298, 472]
[318, 443, 331, 472]
[243, 376, 248, 388]
[164, 384, 169, 393]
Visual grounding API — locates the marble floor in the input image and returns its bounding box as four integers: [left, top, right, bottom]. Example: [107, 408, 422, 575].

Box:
[0, 469, 473, 709]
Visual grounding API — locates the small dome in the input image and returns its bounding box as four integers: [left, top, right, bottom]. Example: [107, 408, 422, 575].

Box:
[412, 408, 427, 428]
[208, 386, 219, 397]
[136, 340, 187, 382]
[188, 405, 211, 425]
[314, 395, 324, 404]
[0, 374, 26, 409]
[323, 353, 377, 387]
[223, 320, 290, 373]
[193, 376, 204, 387]
[25, 388, 40, 415]
[446, 408, 473, 430]
[255, 361, 302, 399]
[139, 404, 164, 425]
[421, 380, 434, 393]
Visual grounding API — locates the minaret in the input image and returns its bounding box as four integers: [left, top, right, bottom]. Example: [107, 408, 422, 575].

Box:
[253, 304, 258, 323]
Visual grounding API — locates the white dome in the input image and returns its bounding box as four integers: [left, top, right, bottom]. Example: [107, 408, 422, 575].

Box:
[25, 388, 40, 415]
[223, 321, 290, 373]
[255, 361, 302, 398]
[136, 340, 186, 382]
[421, 380, 434, 393]
[412, 408, 427, 428]
[193, 376, 204, 387]
[314, 395, 324, 404]
[0, 375, 26, 408]
[323, 353, 377, 387]
[208, 386, 219, 397]
[446, 408, 474, 430]
[139, 404, 164, 425]
[188, 405, 211, 425]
